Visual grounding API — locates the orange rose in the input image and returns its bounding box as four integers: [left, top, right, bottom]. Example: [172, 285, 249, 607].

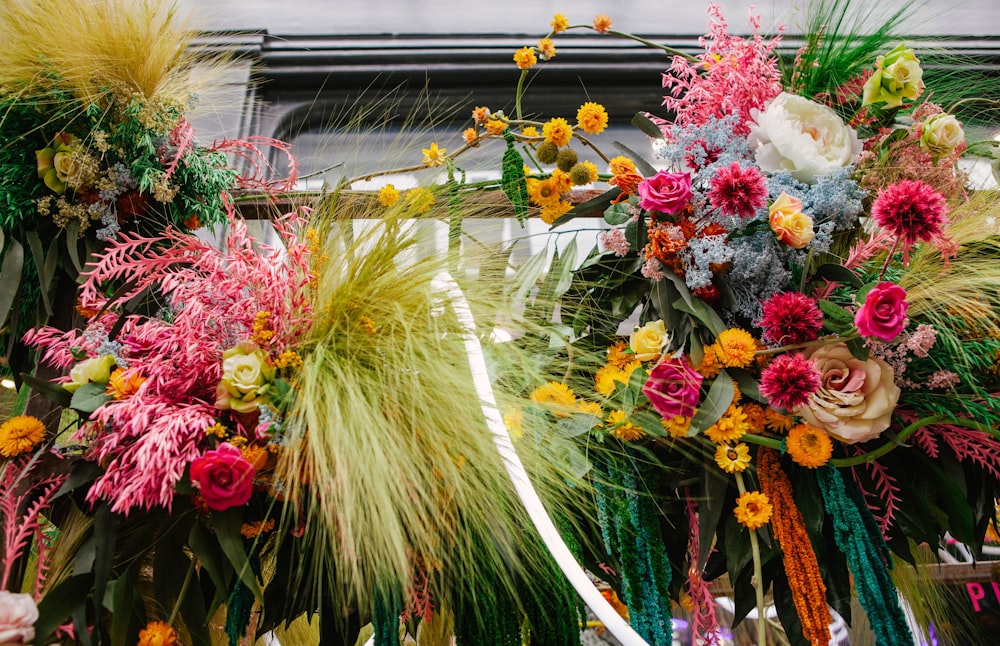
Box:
[768, 192, 814, 249]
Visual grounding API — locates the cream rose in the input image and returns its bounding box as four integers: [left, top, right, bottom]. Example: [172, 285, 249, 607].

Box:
[0, 591, 38, 644]
[215, 341, 276, 413]
[919, 113, 965, 157]
[768, 192, 815, 249]
[629, 319, 670, 362]
[748, 92, 863, 183]
[65, 354, 118, 392]
[795, 342, 900, 444]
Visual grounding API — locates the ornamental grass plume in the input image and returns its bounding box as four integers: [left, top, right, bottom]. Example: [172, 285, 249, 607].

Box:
[279, 200, 591, 627]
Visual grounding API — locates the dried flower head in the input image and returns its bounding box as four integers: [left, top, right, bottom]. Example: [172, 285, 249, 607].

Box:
[759, 352, 821, 411]
[0, 415, 46, 457]
[871, 179, 949, 247]
[734, 490, 773, 529]
[786, 423, 833, 468]
[759, 292, 824, 346]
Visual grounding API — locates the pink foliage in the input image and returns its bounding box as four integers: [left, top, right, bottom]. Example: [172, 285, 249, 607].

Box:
[850, 458, 902, 540]
[661, 5, 783, 136]
[209, 136, 299, 195]
[1, 458, 68, 590]
[685, 497, 722, 645]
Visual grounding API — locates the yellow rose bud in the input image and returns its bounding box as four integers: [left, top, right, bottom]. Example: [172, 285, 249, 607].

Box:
[862, 43, 924, 109]
[65, 355, 118, 392]
[769, 192, 814, 249]
[629, 319, 670, 362]
[919, 113, 965, 157]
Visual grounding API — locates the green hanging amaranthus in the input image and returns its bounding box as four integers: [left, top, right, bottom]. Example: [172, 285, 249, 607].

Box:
[500, 129, 530, 225]
[817, 465, 914, 646]
[593, 450, 673, 644]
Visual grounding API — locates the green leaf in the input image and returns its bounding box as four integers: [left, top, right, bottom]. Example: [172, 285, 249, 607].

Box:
[612, 141, 657, 177]
[110, 565, 142, 646]
[674, 296, 727, 337]
[213, 507, 264, 603]
[66, 220, 83, 274]
[34, 574, 92, 644]
[555, 414, 598, 438]
[652, 275, 684, 339]
[55, 461, 103, 500]
[549, 236, 577, 299]
[553, 188, 622, 226]
[690, 370, 734, 436]
[42, 233, 60, 297]
[812, 263, 864, 289]
[25, 230, 52, 316]
[508, 244, 550, 311]
[818, 300, 854, 323]
[189, 520, 231, 617]
[0, 238, 23, 327]
[603, 203, 632, 226]
[20, 372, 72, 409]
[633, 410, 668, 438]
[846, 336, 869, 361]
[732, 369, 765, 404]
[70, 381, 111, 414]
[630, 112, 666, 141]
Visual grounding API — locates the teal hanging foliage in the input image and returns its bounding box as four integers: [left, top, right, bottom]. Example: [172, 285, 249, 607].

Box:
[817, 466, 914, 646]
[593, 450, 674, 645]
[225, 550, 262, 646]
[373, 586, 403, 646]
[453, 531, 521, 646]
[518, 529, 585, 646]
[500, 130, 530, 226]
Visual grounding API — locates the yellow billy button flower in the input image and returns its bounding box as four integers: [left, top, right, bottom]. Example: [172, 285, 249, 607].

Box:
[734, 490, 773, 530]
[421, 142, 447, 167]
[537, 37, 557, 61]
[377, 184, 401, 207]
[769, 192, 814, 249]
[576, 102, 609, 135]
[514, 46, 538, 70]
[715, 442, 751, 473]
[0, 415, 46, 458]
[551, 13, 569, 34]
[542, 117, 573, 148]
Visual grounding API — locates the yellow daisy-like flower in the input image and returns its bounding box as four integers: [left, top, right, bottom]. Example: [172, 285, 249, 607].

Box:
[521, 126, 539, 138]
[526, 176, 563, 208]
[607, 409, 645, 442]
[551, 13, 570, 34]
[462, 127, 478, 145]
[530, 381, 576, 417]
[734, 490, 773, 530]
[137, 620, 179, 646]
[542, 117, 574, 148]
[405, 187, 436, 214]
[503, 406, 525, 440]
[578, 400, 603, 417]
[485, 119, 507, 136]
[0, 415, 46, 457]
[377, 184, 401, 207]
[606, 340, 633, 369]
[537, 37, 557, 60]
[662, 415, 693, 438]
[422, 142, 447, 167]
[695, 345, 722, 378]
[703, 404, 749, 444]
[714, 328, 758, 368]
[715, 442, 751, 473]
[786, 423, 834, 468]
[593, 14, 613, 34]
[514, 46, 538, 70]
[594, 363, 625, 396]
[577, 102, 609, 135]
[741, 402, 767, 434]
[550, 168, 573, 193]
[540, 200, 573, 225]
[107, 367, 146, 400]
[608, 155, 637, 175]
[764, 407, 796, 432]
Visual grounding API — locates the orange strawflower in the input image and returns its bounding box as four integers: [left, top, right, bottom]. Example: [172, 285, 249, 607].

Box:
[537, 38, 557, 60]
[734, 490, 772, 530]
[741, 402, 767, 433]
[514, 46, 538, 70]
[0, 415, 46, 457]
[593, 14, 613, 34]
[703, 404, 749, 444]
[107, 368, 146, 400]
[764, 407, 795, 432]
[606, 340, 634, 369]
[786, 424, 834, 468]
[551, 13, 570, 34]
[485, 119, 507, 136]
[462, 127, 478, 145]
[520, 126, 540, 138]
[137, 621, 178, 646]
[714, 328, 758, 368]
[608, 156, 636, 175]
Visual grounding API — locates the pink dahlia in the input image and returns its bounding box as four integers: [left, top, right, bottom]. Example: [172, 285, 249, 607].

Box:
[758, 291, 824, 346]
[707, 162, 768, 219]
[759, 353, 821, 411]
[870, 180, 948, 246]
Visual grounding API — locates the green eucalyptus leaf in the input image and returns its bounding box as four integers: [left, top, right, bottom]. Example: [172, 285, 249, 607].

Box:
[550, 236, 578, 298]
[633, 410, 668, 438]
[42, 234, 60, 296]
[674, 296, 727, 337]
[630, 112, 666, 141]
[70, 381, 111, 414]
[818, 300, 854, 323]
[66, 220, 83, 274]
[690, 370, 734, 436]
[20, 372, 72, 409]
[555, 414, 598, 438]
[846, 336, 869, 361]
[603, 203, 632, 226]
[25, 230, 52, 317]
[0, 238, 23, 327]
[509, 244, 550, 310]
[213, 507, 264, 603]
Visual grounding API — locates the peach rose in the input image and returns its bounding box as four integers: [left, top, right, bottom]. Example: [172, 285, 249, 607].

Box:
[768, 192, 814, 249]
[796, 342, 900, 444]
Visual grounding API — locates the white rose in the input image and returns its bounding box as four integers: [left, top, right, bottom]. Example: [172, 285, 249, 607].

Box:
[748, 92, 863, 183]
[919, 113, 965, 157]
[795, 343, 900, 444]
[0, 591, 38, 644]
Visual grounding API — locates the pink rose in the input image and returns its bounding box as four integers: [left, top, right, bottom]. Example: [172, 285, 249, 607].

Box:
[637, 171, 693, 215]
[0, 591, 38, 644]
[642, 357, 704, 420]
[190, 443, 255, 511]
[855, 282, 908, 341]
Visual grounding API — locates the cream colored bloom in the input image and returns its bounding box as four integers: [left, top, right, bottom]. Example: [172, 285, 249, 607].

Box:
[216, 341, 275, 413]
[919, 113, 965, 157]
[629, 319, 670, 362]
[65, 354, 118, 392]
[0, 591, 38, 644]
[768, 192, 814, 249]
[862, 43, 925, 109]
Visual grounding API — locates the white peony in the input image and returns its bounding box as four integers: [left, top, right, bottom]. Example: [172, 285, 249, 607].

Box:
[748, 92, 863, 183]
[0, 591, 38, 644]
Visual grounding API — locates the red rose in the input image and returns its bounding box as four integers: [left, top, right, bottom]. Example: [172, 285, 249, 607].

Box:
[855, 282, 908, 341]
[637, 171, 693, 215]
[642, 357, 704, 420]
[190, 443, 255, 511]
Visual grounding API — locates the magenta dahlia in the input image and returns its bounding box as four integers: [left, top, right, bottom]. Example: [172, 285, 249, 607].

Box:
[707, 162, 768, 219]
[758, 291, 824, 346]
[759, 353, 821, 411]
[870, 180, 949, 246]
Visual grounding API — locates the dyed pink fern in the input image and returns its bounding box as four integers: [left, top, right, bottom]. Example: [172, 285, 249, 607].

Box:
[910, 426, 940, 458]
[661, 4, 783, 136]
[400, 564, 435, 625]
[1, 458, 68, 590]
[163, 119, 197, 181]
[209, 136, 299, 195]
[685, 497, 722, 645]
[939, 425, 1000, 480]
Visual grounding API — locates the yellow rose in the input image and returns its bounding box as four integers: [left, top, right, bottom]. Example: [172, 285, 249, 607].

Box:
[215, 341, 276, 413]
[35, 132, 79, 195]
[768, 192, 814, 249]
[629, 319, 670, 362]
[65, 355, 118, 392]
[919, 113, 965, 157]
[862, 43, 925, 109]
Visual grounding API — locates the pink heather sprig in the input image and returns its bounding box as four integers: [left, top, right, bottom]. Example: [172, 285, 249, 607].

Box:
[599, 227, 631, 257]
[661, 4, 783, 136]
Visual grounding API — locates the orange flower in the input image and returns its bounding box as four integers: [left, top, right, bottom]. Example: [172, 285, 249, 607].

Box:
[703, 404, 748, 444]
[786, 423, 833, 468]
[462, 127, 478, 145]
[695, 345, 721, 378]
[0, 415, 46, 457]
[537, 37, 556, 60]
[513, 46, 538, 70]
[608, 156, 636, 175]
[734, 490, 772, 529]
[472, 106, 491, 123]
[540, 200, 573, 225]
[137, 621, 178, 646]
[485, 119, 507, 136]
[107, 368, 146, 400]
[542, 117, 573, 148]
[714, 328, 757, 368]
[607, 410, 645, 442]
[593, 14, 613, 34]
[661, 415, 692, 438]
[577, 102, 609, 135]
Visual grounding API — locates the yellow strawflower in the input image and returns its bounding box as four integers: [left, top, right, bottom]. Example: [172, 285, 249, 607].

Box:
[0, 415, 46, 457]
[514, 46, 538, 70]
[542, 117, 573, 147]
[576, 102, 609, 135]
[422, 142, 447, 167]
[551, 13, 569, 33]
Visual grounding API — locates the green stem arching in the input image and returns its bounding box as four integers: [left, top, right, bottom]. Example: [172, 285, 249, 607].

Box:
[167, 557, 197, 626]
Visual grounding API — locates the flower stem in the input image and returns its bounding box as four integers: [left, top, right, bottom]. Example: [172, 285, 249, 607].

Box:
[755, 333, 860, 357]
[735, 472, 767, 646]
[515, 70, 529, 121]
[829, 414, 995, 467]
[167, 557, 197, 626]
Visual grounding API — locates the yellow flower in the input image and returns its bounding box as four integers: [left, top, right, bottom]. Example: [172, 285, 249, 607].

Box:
[769, 192, 814, 249]
[485, 119, 508, 136]
[241, 518, 276, 538]
[786, 423, 834, 468]
[503, 406, 525, 440]
[662, 415, 692, 438]
[608, 156, 636, 175]
[734, 491, 773, 530]
[514, 46, 538, 70]
[472, 106, 491, 123]
[204, 423, 229, 439]
[106, 368, 146, 400]
[703, 404, 749, 444]
[378, 184, 401, 207]
[577, 102, 609, 135]
[578, 160, 599, 184]
[764, 407, 796, 432]
[137, 620, 179, 646]
[551, 13, 569, 33]
[521, 126, 539, 138]
[537, 38, 557, 61]
[578, 400, 603, 417]
[462, 127, 478, 145]
[0, 415, 46, 457]
[593, 14, 613, 34]
[526, 176, 563, 207]
[714, 328, 758, 368]
[696, 345, 722, 378]
[715, 442, 751, 473]
[606, 340, 633, 369]
[741, 402, 767, 434]
[629, 319, 669, 362]
[422, 142, 447, 167]
[530, 381, 576, 417]
[607, 410, 645, 442]
[405, 187, 436, 214]
[251, 311, 275, 345]
[65, 354, 118, 392]
[542, 117, 574, 148]
[595, 364, 625, 396]
[539, 200, 573, 225]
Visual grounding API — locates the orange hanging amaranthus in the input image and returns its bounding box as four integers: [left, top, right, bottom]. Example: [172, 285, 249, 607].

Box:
[758, 448, 833, 645]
